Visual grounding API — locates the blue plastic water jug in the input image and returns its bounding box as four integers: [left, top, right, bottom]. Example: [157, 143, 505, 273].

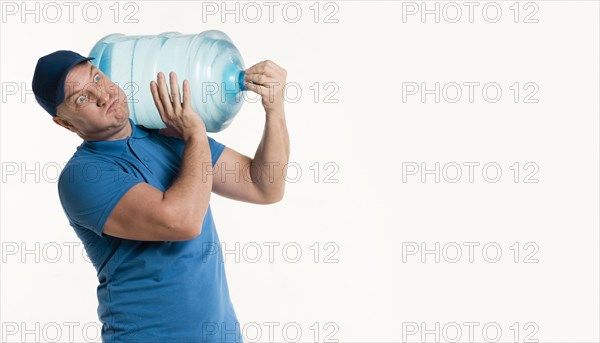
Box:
[88, 30, 247, 132]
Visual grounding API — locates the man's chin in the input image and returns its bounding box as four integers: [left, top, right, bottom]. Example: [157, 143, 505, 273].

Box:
[117, 112, 129, 121]
[110, 109, 129, 123]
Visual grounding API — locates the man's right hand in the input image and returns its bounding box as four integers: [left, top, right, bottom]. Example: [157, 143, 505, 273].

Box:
[150, 71, 206, 142]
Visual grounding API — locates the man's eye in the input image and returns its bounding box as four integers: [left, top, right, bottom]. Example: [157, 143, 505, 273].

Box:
[94, 73, 101, 82]
[76, 95, 86, 105]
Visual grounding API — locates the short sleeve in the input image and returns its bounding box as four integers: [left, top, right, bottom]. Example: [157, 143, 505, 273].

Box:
[207, 136, 226, 166]
[58, 158, 145, 237]
[154, 134, 225, 167]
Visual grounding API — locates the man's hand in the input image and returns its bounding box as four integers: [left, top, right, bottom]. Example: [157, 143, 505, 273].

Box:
[150, 71, 207, 141]
[243, 60, 287, 115]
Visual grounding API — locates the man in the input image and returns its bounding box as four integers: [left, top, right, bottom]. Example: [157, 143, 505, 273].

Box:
[32, 50, 289, 342]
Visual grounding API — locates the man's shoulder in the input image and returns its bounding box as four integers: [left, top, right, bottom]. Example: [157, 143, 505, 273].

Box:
[58, 149, 119, 185]
[62, 149, 115, 169]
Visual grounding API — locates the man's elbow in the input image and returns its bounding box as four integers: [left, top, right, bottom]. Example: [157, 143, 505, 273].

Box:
[178, 220, 203, 240]
[261, 190, 285, 205]
[181, 209, 208, 239]
[165, 205, 204, 240]
[163, 221, 202, 241]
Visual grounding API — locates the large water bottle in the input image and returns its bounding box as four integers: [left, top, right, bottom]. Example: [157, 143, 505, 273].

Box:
[88, 30, 247, 132]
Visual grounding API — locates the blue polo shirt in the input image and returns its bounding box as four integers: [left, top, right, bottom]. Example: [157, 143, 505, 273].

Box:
[57, 118, 242, 343]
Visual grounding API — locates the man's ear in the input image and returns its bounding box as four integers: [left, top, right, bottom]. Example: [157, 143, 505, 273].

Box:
[52, 115, 77, 133]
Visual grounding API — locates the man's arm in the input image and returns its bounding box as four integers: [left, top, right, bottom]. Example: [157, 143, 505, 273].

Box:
[104, 72, 211, 241]
[104, 131, 211, 241]
[212, 60, 290, 204]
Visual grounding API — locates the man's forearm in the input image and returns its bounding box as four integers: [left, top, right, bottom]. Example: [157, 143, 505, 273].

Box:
[163, 132, 213, 233]
[251, 111, 290, 202]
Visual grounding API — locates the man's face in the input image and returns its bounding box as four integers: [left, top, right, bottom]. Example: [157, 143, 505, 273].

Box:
[54, 61, 129, 140]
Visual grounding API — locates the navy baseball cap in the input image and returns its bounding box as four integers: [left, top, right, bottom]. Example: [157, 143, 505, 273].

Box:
[32, 50, 95, 116]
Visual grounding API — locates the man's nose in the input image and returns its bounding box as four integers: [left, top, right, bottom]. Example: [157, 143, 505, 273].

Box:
[96, 86, 110, 106]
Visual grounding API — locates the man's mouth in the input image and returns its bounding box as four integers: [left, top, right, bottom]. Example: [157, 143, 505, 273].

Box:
[107, 99, 118, 114]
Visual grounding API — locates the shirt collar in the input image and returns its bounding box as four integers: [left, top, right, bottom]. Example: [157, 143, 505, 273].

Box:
[81, 118, 150, 156]
[130, 118, 150, 139]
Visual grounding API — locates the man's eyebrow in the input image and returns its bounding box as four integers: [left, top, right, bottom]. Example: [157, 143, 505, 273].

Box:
[65, 64, 98, 103]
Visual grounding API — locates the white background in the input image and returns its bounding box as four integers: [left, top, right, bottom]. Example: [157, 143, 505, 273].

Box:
[1, 1, 599, 342]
